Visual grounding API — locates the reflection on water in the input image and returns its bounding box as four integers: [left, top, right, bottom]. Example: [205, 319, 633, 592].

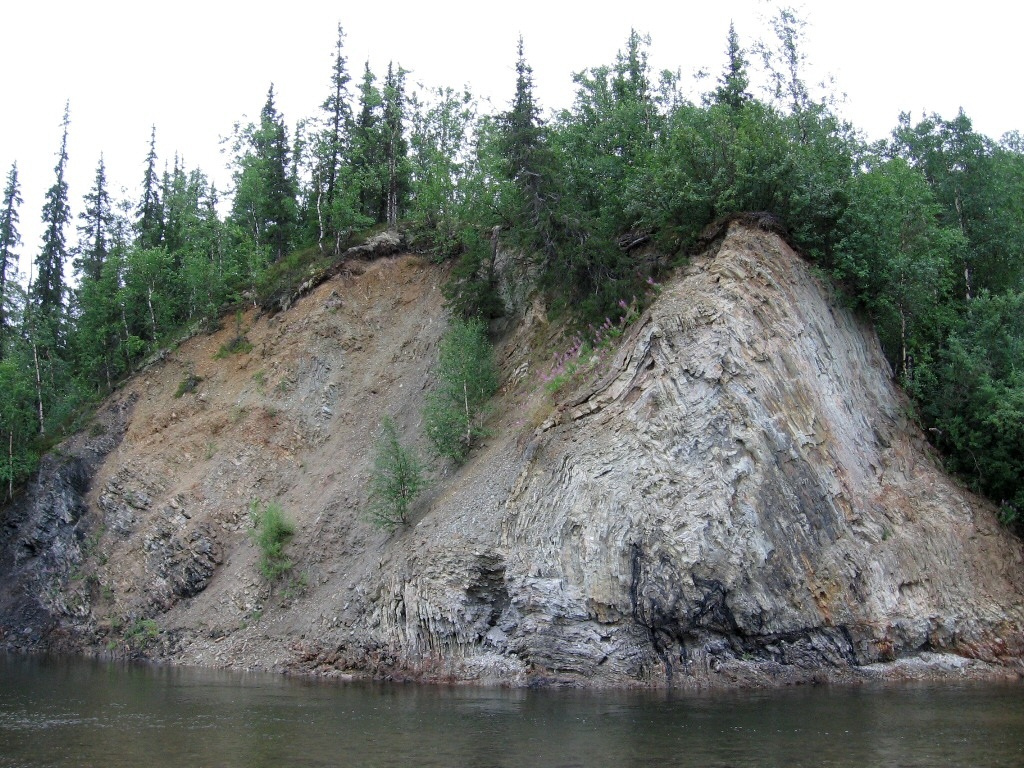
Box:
[1, 653, 1022, 767]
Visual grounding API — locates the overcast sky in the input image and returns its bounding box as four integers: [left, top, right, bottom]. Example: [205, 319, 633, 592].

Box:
[2, 0, 1021, 279]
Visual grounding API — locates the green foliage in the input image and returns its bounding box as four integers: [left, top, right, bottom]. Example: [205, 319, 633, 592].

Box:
[31, 103, 72, 354]
[366, 416, 427, 531]
[214, 311, 252, 358]
[250, 500, 295, 581]
[174, 374, 203, 398]
[915, 292, 1024, 520]
[229, 85, 298, 263]
[0, 161, 22, 358]
[214, 337, 253, 359]
[3, 19, 1023, 530]
[407, 85, 477, 242]
[833, 157, 960, 373]
[424, 317, 499, 462]
[125, 618, 160, 649]
[441, 227, 505, 319]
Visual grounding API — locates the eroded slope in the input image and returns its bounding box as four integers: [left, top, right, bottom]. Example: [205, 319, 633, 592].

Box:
[2, 225, 1022, 687]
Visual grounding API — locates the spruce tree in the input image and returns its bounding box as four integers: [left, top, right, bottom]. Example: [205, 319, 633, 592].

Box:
[137, 126, 163, 249]
[498, 36, 558, 264]
[353, 61, 384, 222]
[500, 37, 543, 192]
[381, 62, 410, 227]
[258, 85, 296, 261]
[712, 22, 751, 111]
[30, 102, 72, 353]
[75, 155, 113, 283]
[0, 162, 23, 359]
[230, 85, 297, 262]
[320, 24, 353, 232]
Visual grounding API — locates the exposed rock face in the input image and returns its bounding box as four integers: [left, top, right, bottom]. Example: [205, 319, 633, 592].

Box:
[488, 225, 1024, 684]
[0, 395, 135, 649]
[1, 226, 1022, 686]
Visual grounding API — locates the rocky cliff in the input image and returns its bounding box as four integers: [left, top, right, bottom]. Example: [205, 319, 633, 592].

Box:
[2, 222, 1022, 687]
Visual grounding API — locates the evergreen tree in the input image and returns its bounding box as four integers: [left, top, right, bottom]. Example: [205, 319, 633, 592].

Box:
[320, 24, 353, 236]
[500, 37, 544, 198]
[259, 85, 297, 261]
[306, 25, 368, 253]
[0, 162, 23, 359]
[230, 84, 298, 262]
[137, 126, 163, 249]
[353, 61, 385, 221]
[497, 36, 559, 264]
[71, 200, 130, 392]
[544, 30, 661, 317]
[74, 155, 113, 283]
[711, 21, 751, 110]
[30, 101, 72, 354]
[381, 62, 411, 227]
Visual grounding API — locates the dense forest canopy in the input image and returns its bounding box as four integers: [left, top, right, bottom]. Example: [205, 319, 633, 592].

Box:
[1, 11, 1022, 523]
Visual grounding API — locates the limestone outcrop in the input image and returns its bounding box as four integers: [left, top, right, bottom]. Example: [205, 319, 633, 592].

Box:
[2, 225, 1022, 686]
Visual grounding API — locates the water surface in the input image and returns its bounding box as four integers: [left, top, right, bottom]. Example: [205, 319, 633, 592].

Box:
[1, 654, 1022, 767]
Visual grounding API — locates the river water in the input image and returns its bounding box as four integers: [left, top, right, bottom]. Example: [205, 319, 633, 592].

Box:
[1, 654, 1022, 767]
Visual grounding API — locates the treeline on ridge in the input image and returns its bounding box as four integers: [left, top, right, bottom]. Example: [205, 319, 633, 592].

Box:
[0, 10, 1022, 523]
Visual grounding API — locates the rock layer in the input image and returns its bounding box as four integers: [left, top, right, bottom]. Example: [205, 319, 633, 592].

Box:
[1, 225, 1022, 686]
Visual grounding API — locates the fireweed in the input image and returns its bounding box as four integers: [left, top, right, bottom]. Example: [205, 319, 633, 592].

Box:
[540, 279, 660, 393]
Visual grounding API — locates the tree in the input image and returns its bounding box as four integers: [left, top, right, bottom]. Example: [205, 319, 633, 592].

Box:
[892, 109, 1024, 299]
[500, 36, 544, 192]
[137, 126, 163, 249]
[920, 292, 1024, 521]
[313, 22, 355, 249]
[74, 155, 113, 283]
[230, 84, 297, 262]
[757, 6, 811, 120]
[30, 101, 73, 353]
[366, 416, 427, 531]
[498, 35, 555, 258]
[381, 62, 411, 227]
[542, 30, 661, 319]
[711, 21, 751, 111]
[834, 158, 960, 376]
[0, 348, 39, 500]
[408, 85, 476, 244]
[353, 61, 385, 222]
[424, 317, 498, 461]
[0, 162, 23, 359]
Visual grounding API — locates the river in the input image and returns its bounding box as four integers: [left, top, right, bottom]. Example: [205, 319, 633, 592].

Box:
[1, 654, 1022, 767]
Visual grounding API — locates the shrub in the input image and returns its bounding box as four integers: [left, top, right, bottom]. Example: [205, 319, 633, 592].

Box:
[366, 417, 427, 531]
[250, 500, 295, 580]
[125, 618, 160, 649]
[174, 373, 203, 398]
[424, 317, 499, 462]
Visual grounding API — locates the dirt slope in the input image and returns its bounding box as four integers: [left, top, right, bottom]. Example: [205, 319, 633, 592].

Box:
[2, 225, 1022, 687]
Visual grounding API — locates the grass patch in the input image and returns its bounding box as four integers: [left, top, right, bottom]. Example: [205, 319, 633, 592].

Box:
[125, 618, 160, 649]
[174, 373, 203, 398]
[214, 337, 253, 359]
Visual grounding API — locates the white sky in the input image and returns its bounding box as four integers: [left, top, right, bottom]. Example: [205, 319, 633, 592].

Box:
[2, 0, 1021, 280]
